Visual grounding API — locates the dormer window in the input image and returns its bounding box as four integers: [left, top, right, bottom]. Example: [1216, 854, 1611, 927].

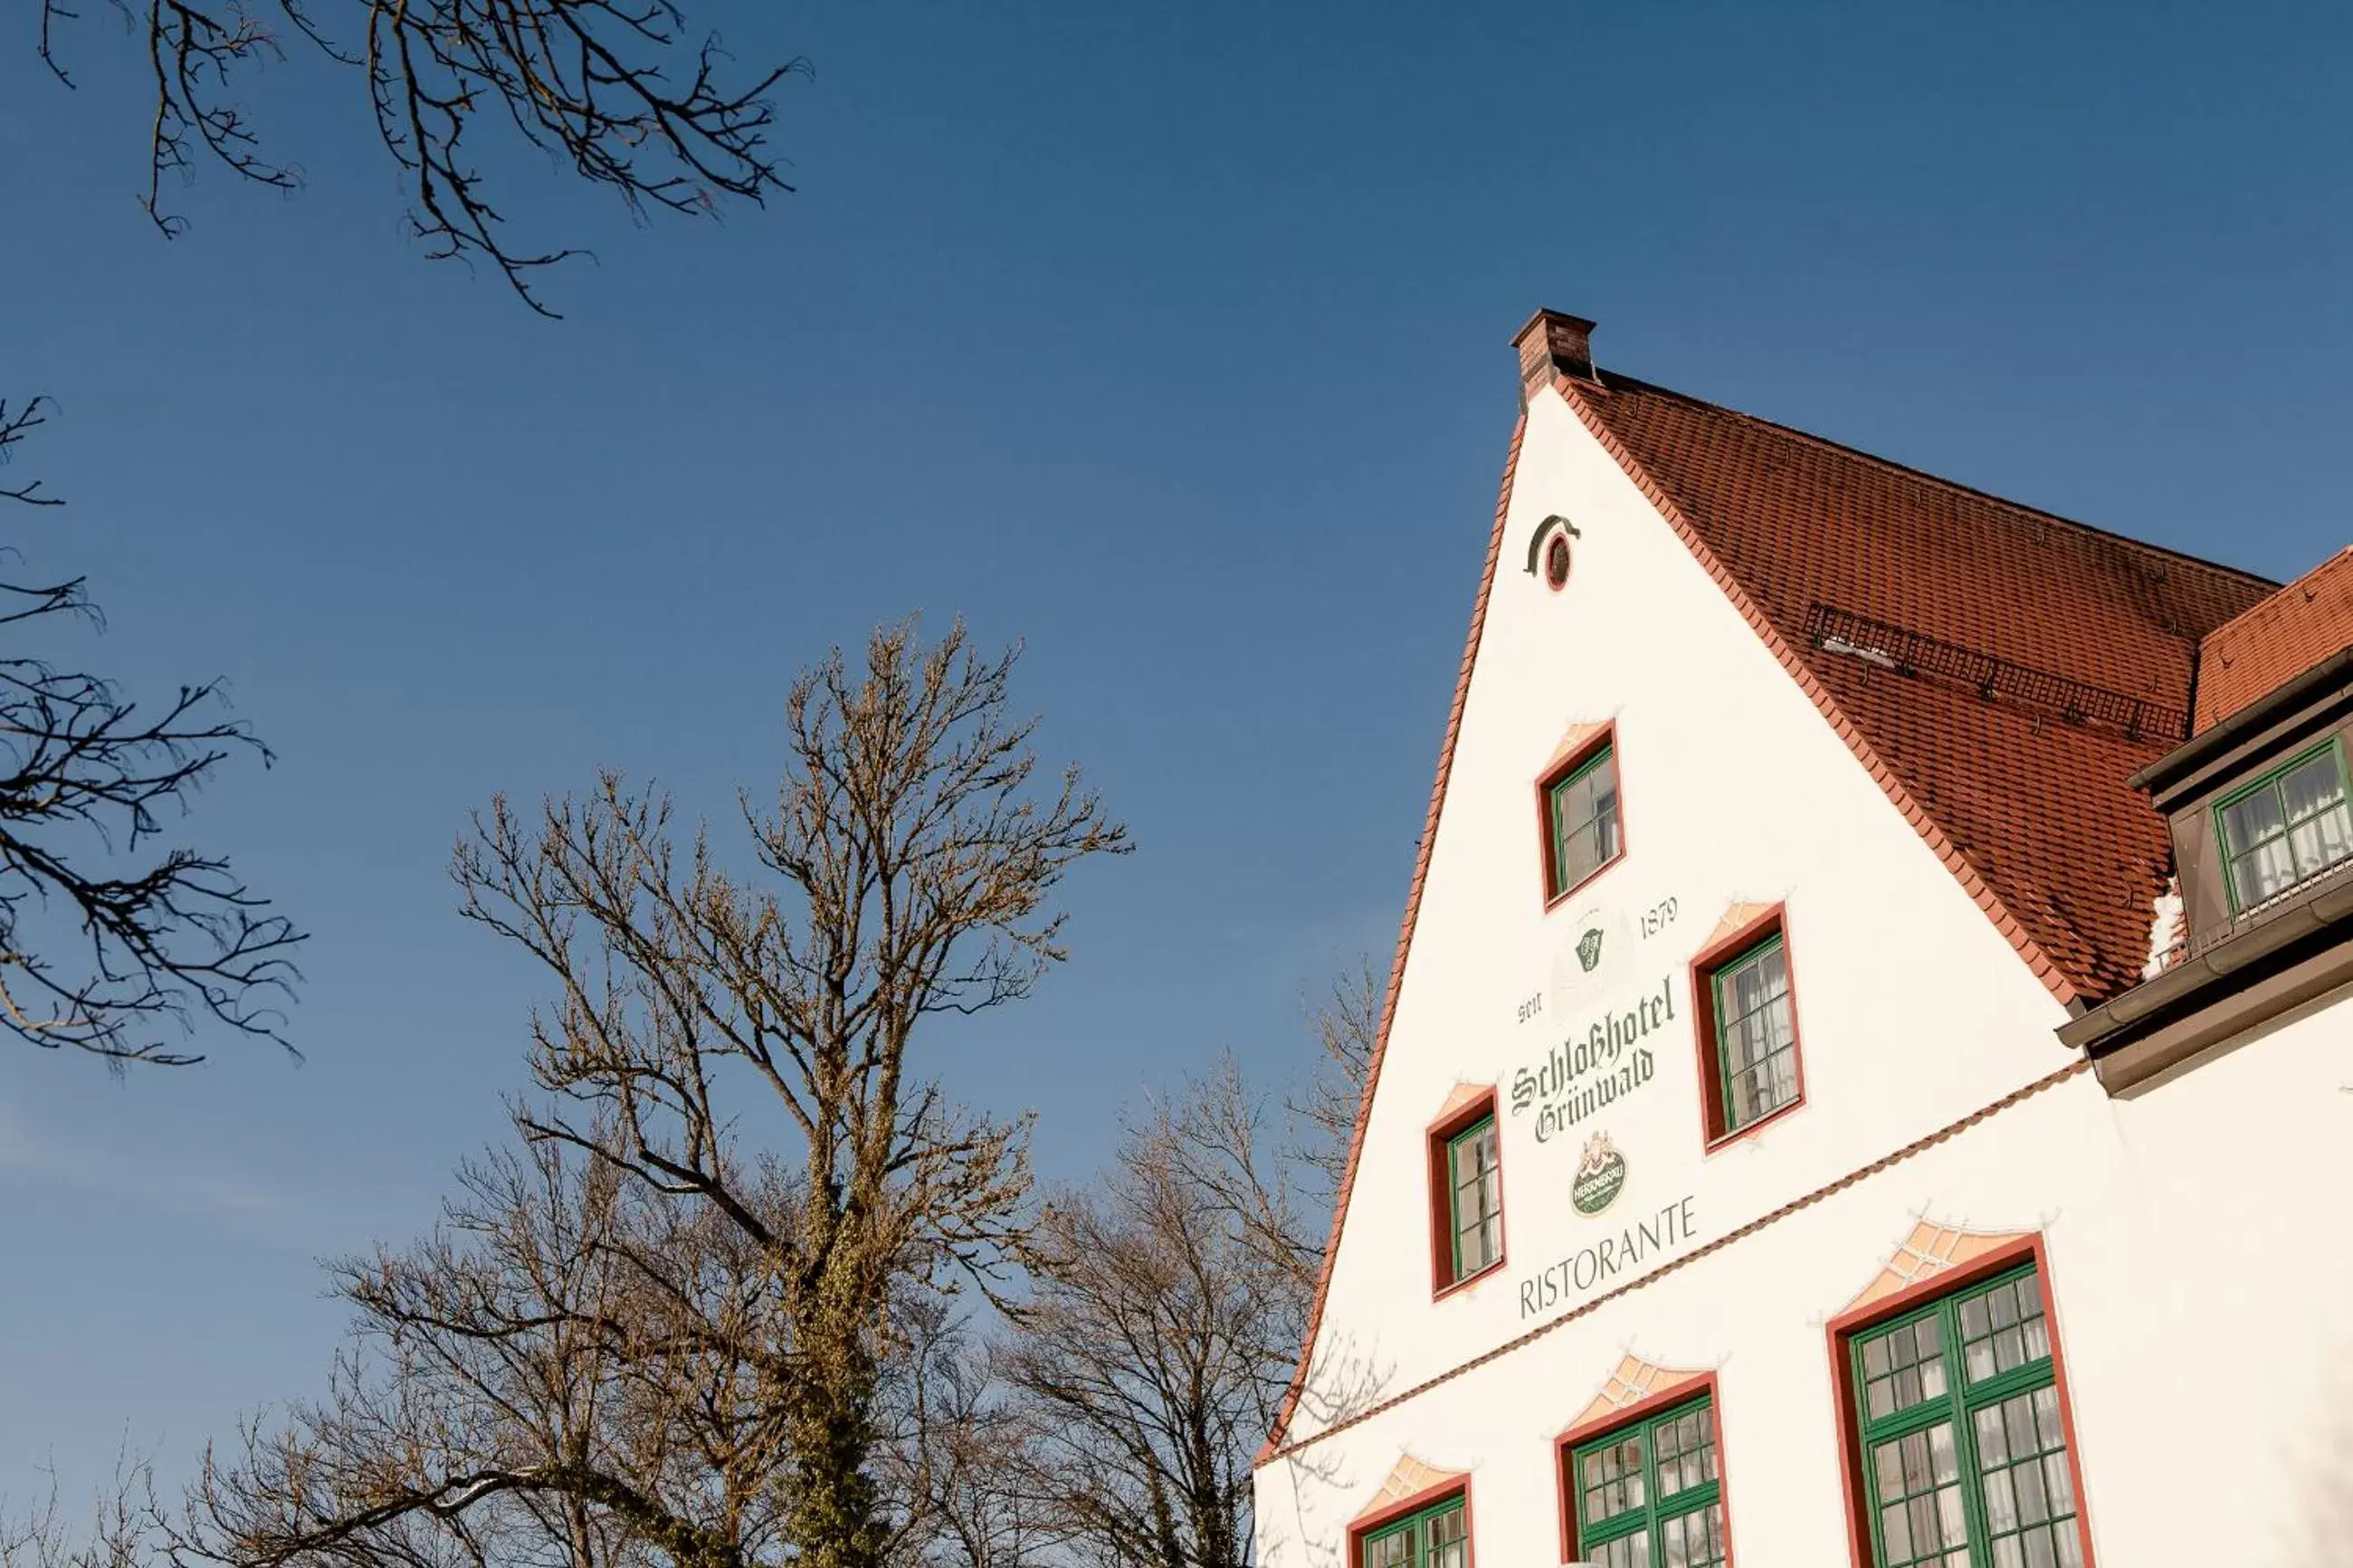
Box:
[2215, 739, 2353, 912]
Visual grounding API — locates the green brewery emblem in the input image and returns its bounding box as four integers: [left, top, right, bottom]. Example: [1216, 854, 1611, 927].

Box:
[1571, 1130, 1626, 1216]
[1576, 927, 1606, 974]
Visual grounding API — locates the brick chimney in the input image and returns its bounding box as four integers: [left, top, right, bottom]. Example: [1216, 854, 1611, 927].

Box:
[1513, 309, 1597, 404]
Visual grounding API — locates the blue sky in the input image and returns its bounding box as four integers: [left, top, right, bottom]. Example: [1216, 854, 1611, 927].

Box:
[2, 0, 2348, 1499]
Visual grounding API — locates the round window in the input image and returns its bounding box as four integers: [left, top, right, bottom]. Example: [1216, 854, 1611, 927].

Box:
[1544, 532, 1573, 592]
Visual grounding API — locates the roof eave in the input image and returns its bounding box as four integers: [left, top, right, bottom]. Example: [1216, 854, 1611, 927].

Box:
[2131, 644, 2353, 800]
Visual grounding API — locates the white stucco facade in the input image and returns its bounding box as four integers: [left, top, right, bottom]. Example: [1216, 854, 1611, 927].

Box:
[1253, 376, 2353, 1568]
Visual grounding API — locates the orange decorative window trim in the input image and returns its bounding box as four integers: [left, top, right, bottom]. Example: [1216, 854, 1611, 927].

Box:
[1566, 1354, 1713, 1432]
[1350, 1455, 1472, 1530]
[1835, 1218, 2037, 1320]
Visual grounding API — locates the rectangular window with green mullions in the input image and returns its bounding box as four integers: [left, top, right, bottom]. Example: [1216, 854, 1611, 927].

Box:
[1445, 1115, 1501, 1282]
[1708, 932, 1799, 1136]
[1567, 1395, 1727, 1568]
[2215, 738, 2353, 912]
[1358, 1497, 1467, 1568]
[1544, 743, 1622, 900]
[1848, 1265, 2083, 1568]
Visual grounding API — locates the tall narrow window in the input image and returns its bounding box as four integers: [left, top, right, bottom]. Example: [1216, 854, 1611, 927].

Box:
[1692, 910, 1803, 1145]
[1710, 935, 1797, 1134]
[2215, 739, 2353, 911]
[1427, 1092, 1503, 1294]
[1543, 740, 1623, 901]
[1566, 1395, 1728, 1568]
[1359, 1496, 1468, 1568]
[1848, 1265, 2085, 1568]
[1446, 1115, 1500, 1281]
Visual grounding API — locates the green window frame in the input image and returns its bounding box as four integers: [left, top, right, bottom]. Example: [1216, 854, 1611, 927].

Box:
[1444, 1114, 1501, 1283]
[1359, 1496, 1468, 1568]
[1708, 932, 1799, 1136]
[1546, 744, 1623, 899]
[1567, 1394, 1727, 1568]
[1849, 1264, 2082, 1568]
[2213, 737, 2353, 914]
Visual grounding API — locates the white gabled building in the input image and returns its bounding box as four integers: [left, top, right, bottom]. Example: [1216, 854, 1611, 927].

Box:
[1252, 310, 2353, 1568]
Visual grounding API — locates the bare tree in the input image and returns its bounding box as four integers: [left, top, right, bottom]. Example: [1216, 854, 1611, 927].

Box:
[179, 1128, 802, 1568]
[989, 1080, 1310, 1568]
[1, 1450, 159, 1568]
[1151, 957, 1377, 1302]
[0, 396, 300, 1065]
[950, 962, 1376, 1568]
[180, 619, 1123, 1568]
[1287, 960, 1379, 1203]
[31, 0, 804, 313]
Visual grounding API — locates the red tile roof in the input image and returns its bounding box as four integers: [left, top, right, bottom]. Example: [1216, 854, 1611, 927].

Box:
[1570, 371, 2272, 1002]
[2194, 546, 2353, 734]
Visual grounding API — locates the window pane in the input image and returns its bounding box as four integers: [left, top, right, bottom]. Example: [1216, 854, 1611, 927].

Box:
[1660, 1503, 1726, 1568]
[1872, 1424, 1967, 1568]
[1448, 1118, 1500, 1277]
[1653, 1404, 1718, 1498]
[2289, 801, 2353, 879]
[1592, 1532, 1647, 1568]
[1581, 1434, 1646, 1524]
[1974, 1388, 2080, 1568]
[2281, 751, 2348, 822]
[1862, 1315, 1948, 1421]
[2220, 785, 2286, 856]
[2232, 839, 2301, 906]
[1550, 749, 1621, 893]
[1715, 938, 1799, 1133]
[1959, 1273, 2051, 1385]
[1364, 1526, 1411, 1568]
[1424, 1506, 1465, 1568]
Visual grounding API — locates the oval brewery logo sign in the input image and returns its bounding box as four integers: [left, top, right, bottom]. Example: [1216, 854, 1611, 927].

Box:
[1571, 1130, 1626, 1216]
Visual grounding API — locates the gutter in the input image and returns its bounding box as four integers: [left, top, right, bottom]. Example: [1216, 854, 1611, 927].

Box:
[2058, 868, 2353, 1093]
[2129, 644, 2353, 801]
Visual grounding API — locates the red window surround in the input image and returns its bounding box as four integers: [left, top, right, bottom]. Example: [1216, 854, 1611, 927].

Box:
[1552, 1373, 1739, 1567]
[1426, 1088, 1504, 1299]
[1348, 1478, 1476, 1568]
[1689, 903, 1807, 1152]
[1823, 1236, 2098, 1568]
[1536, 722, 1625, 910]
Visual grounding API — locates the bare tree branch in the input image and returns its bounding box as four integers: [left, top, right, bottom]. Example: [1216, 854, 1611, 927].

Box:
[172, 1134, 785, 1568]
[0, 396, 301, 1065]
[1287, 957, 1379, 1205]
[1, 1448, 163, 1568]
[34, 0, 807, 313]
[0, 399, 64, 509]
